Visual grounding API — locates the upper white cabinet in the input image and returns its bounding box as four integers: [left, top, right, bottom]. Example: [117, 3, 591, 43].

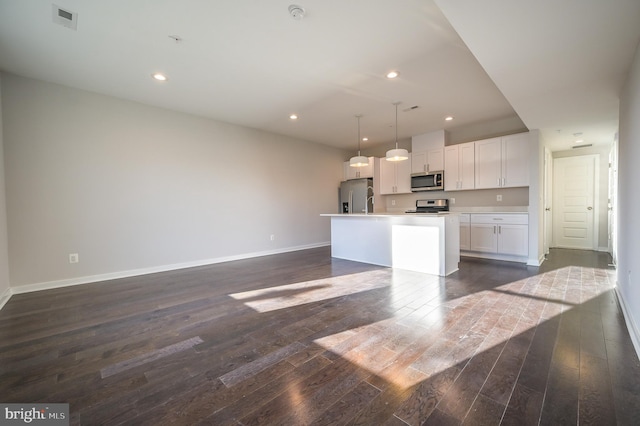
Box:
[501, 133, 530, 188]
[379, 157, 411, 194]
[444, 141, 475, 191]
[411, 130, 447, 174]
[411, 149, 444, 174]
[343, 157, 374, 180]
[475, 133, 529, 189]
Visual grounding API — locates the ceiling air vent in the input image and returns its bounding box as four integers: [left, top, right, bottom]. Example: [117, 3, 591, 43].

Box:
[52, 4, 78, 30]
[572, 144, 592, 149]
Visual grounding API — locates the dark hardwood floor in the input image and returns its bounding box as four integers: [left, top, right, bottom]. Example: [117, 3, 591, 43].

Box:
[1, 247, 639, 425]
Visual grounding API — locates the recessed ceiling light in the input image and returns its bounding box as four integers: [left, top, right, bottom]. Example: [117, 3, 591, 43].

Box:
[574, 139, 584, 144]
[152, 73, 167, 81]
[445, 116, 454, 121]
[386, 71, 399, 79]
[362, 137, 368, 142]
[289, 114, 298, 120]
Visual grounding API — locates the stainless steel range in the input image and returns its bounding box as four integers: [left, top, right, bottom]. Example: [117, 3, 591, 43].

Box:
[405, 198, 449, 214]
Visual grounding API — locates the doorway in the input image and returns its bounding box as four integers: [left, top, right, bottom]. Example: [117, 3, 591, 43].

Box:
[552, 155, 599, 250]
[543, 148, 552, 255]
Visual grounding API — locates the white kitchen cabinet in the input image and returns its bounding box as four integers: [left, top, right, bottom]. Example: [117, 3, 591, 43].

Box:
[470, 223, 498, 252]
[459, 214, 470, 251]
[411, 148, 444, 174]
[411, 130, 447, 175]
[468, 214, 529, 259]
[496, 223, 529, 256]
[501, 133, 530, 188]
[379, 157, 411, 194]
[343, 157, 374, 180]
[475, 133, 529, 189]
[444, 142, 475, 191]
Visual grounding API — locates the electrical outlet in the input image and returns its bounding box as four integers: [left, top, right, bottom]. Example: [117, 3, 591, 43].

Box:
[270, 234, 275, 241]
[69, 253, 79, 264]
[450, 198, 455, 204]
[497, 194, 502, 202]
[392, 199, 396, 206]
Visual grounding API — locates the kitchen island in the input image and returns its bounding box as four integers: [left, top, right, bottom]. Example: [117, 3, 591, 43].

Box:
[321, 213, 460, 276]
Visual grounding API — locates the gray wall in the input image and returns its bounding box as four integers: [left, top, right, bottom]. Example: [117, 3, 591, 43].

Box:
[0, 76, 10, 301]
[618, 40, 640, 350]
[2, 73, 346, 289]
[553, 146, 611, 250]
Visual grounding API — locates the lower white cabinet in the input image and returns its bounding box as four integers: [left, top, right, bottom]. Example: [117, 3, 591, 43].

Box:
[459, 214, 470, 251]
[464, 213, 528, 261]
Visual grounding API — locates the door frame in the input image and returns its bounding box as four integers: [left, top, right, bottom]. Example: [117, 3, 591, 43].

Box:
[543, 148, 552, 255]
[552, 154, 599, 250]
[608, 140, 618, 264]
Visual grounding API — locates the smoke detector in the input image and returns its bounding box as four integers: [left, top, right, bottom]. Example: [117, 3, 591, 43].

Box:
[288, 5, 306, 20]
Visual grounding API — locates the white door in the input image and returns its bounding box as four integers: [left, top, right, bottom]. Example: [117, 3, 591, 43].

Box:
[553, 155, 597, 249]
[608, 145, 617, 263]
[543, 149, 552, 255]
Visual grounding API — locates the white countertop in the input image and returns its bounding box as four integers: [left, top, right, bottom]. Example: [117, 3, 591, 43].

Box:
[321, 212, 456, 218]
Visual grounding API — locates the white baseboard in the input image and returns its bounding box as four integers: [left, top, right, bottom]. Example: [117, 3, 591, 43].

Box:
[615, 286, 640, 361]
[527, 253, 545, 267]
[0, 287, 11, 311]
[460, 251, 528, 264]
[9, 242, 330, 296]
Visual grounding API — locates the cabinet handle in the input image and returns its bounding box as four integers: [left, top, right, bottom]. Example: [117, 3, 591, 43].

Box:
[497, 178, 501, 187]
[493, 225, 496, 234]
[498, 226, 501, 234]
[427, 164, 430, 173]
[424, 164, 427, 173]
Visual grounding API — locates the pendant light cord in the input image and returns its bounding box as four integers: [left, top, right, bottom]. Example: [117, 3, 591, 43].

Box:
[395, 103, 399, 148]
[357, 115, 362, 155]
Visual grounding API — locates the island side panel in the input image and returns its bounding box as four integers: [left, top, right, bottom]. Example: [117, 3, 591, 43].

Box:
[444, 214, 460, 275]
[391, 224, 441, 275]
[330, 216, 392, 267]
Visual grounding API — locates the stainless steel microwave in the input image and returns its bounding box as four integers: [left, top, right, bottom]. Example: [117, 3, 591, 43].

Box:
[411, 170, 444, 192]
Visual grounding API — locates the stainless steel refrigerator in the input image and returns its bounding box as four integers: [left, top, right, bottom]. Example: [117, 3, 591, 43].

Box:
[339, 178, 373, 214]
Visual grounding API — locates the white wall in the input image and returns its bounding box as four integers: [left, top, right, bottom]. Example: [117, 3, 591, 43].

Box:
[617, 40, 640, 352]
[2, 73, 346, 289]
[0, 75, 11, 305]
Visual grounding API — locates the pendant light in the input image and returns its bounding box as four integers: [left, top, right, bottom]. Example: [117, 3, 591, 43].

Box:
[349, 115, 369, 167]
[386, 102, 409, 162]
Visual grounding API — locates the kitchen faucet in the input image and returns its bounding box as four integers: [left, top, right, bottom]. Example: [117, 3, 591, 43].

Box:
[365, 186, 375, 214]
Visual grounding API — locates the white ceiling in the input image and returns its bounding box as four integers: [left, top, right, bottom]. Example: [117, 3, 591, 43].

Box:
[0, 1, 638, 153]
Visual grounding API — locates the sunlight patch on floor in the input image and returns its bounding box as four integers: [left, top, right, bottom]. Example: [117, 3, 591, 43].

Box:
[229, 270, 393, 313]
[232, 265, 615, 391]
